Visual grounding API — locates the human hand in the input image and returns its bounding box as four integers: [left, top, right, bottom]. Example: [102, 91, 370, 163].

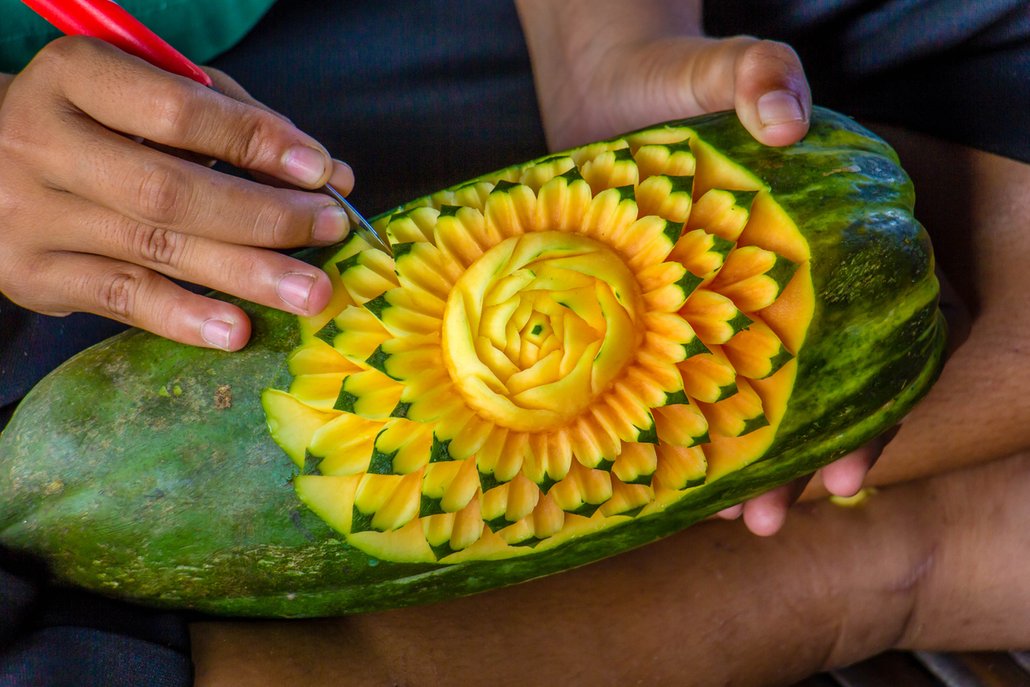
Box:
[714, 433, 896, 536]
[515, 0, 811, 151]
[0, 37, 354, 351]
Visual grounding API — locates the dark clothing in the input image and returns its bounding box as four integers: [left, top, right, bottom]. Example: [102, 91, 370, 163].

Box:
[0, 0, 275, 74]
[2, 1, 1029, 685]
[0, 564, 191, 687]
[705, 0, 1030, 164]
[210, 0, 546, 213]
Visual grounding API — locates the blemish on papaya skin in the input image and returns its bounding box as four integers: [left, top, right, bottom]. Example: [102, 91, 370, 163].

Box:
[822, 165, 862, 176]
[157, 382, 183, 398]
[43, 479, 64, 496]
[214, 385, 233, 410]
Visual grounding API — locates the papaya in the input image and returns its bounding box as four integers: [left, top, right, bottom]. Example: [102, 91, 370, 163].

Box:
[0, 108, 945, 616]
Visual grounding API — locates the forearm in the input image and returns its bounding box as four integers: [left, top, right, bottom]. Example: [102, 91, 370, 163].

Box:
[190, 494, 927, 686]
[897, 451, 1030, 651]
[188, 133, 1030, 681]
[190, 452, 1030, 686]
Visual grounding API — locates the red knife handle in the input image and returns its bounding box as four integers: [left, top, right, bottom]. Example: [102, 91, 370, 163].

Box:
[21, 0, 213, 87]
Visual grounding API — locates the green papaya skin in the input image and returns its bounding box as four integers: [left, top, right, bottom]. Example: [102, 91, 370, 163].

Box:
[0, 108, 946, 617]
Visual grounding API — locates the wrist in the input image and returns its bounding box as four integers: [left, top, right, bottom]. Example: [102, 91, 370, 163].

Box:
[515, 0, 704, 149]
[515, 0, 703, 44]
[515, 0, 703, 80]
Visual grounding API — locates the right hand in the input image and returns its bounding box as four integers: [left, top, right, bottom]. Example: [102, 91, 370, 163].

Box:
[0, 36, 355, 351]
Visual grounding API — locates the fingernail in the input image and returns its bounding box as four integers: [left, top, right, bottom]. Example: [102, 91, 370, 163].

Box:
[757, 90, 805, 127]
[201, 318, 234, 350]
[277, 272, 316, 312]
[313, 205, 350, 243]
[716, 505, 743, 520]
[282, 145, 328, 185]
[329, 159, 356, 193]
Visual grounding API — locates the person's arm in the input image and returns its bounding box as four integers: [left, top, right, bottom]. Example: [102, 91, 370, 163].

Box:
[0, 37, 354, 351]
[190, 449, 1030, 687]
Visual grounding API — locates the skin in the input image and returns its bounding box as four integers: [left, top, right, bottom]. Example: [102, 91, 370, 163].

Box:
[512, 0, 812, 151]
[0, 37, 354, 352]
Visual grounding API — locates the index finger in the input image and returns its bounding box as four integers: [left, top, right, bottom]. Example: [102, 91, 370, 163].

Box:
[37, 36, 336, 189]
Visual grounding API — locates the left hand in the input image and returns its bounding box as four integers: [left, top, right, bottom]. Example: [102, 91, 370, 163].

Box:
[515, 0, 811, 151]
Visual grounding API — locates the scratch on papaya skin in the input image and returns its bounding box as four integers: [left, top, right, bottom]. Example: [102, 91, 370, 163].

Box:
[214, 384, 233, 410]
[822, 165, 862, 176]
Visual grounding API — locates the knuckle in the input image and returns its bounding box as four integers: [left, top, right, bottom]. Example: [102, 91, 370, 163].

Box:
[147, 82, 201, 141]
[131, 224, 183, 267]
[96, 267, 147, 321]
[28, 36, 105, 82]
[227, 110, 282, 169]
[32, 35, 87, 69]
[0, 175, 25, 221]
[221, 252, 265, 297]
[0, 116, 36, 162]
[134, 162, 190, 226]
[0, 92, 56, 166]
[254, 197, 309, 247]
[745, 39, 801, 72]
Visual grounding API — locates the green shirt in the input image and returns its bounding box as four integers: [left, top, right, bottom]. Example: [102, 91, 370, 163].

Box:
[0, 0, 276, 73]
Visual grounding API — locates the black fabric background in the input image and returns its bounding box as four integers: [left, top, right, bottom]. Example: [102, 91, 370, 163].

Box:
[705, 0, 1030, 163]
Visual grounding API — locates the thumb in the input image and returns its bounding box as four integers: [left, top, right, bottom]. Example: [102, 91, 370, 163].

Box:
[733, 39, 812, 146]
[687, 37, 811, 146]
[628, 36, 811, 147]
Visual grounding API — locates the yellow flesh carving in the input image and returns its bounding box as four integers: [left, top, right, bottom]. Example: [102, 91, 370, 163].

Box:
[267, 125, 814, 563]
